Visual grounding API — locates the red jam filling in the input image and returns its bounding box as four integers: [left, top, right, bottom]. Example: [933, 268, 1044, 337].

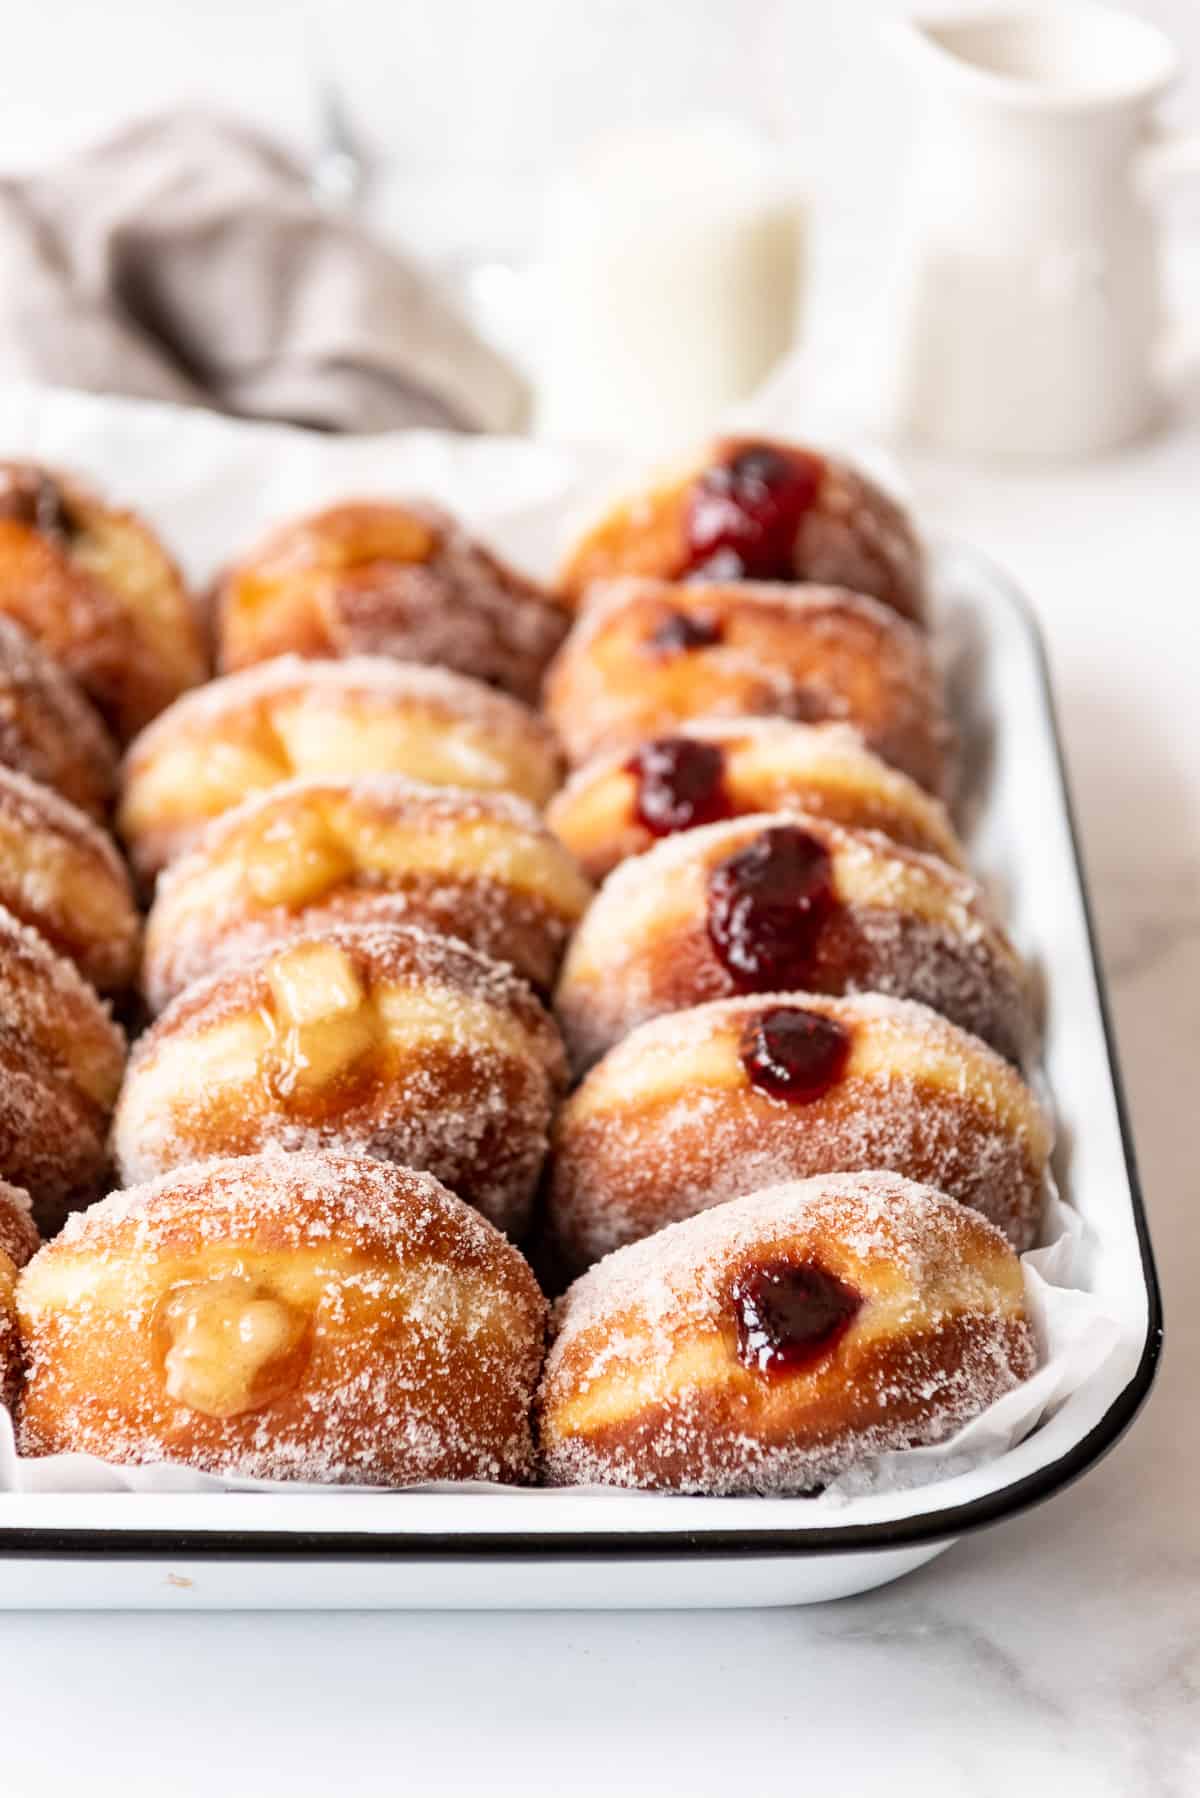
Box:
[740, 1005, 851, 1103]
[732, 1261, 862, 1375]
[681, 441, 825, 580]
[627, 737, 731, 836]
[706, 825, 838, 991]
[647, 609, 723, 653]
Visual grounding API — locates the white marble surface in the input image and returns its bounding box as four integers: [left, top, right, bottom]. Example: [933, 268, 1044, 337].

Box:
[0, 408, 1193, 1795]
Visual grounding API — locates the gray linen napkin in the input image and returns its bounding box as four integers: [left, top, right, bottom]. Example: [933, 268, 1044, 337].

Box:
[0, 112, 526, 433]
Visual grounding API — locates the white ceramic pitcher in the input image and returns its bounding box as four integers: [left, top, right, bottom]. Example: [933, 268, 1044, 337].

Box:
[879, 3, 1200, 459]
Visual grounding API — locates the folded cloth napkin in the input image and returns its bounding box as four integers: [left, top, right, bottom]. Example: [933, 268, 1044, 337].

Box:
[0, 111, 526, 433]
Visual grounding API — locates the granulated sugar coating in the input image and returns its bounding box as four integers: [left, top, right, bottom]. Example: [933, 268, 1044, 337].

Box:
[142, 771, 591, 1010]
[555, 811, 1034, 1072]
[118, 653, 565, 879]
[0, 1181, 39, 1270]
[548, 992, 1053, 1273]
[538, 1171, 1037, 1495]
[0, 905, 126, 1232]
[115, 919, 567, 1236]
[543, 578, 954, 795]
[0, 613, 118, 820]
[0, 764, 140, 991]
[17, 1151, 548, 1486]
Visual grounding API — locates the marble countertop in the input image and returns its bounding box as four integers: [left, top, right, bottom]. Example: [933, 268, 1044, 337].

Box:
[2, 399, 1197, 1797]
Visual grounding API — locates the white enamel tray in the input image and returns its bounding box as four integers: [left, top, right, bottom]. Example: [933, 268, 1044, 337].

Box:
[0, 396, 1161, 1608]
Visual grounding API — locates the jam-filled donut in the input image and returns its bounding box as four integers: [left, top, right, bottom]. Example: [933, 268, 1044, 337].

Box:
[17, 1151, 547, 1484]
[543, 579, 953, 795]
[0, 907, 126, 1233]
[118, 655, 563, 882]
[142, 774, 592, 1013]
[546, 717, 963, 884]
[0, 768, 140, 992]
[0, 615, 118, 821]
[548, 993, 1051, 1275]
[558, 436, 925, 623]
[114, 921, 567, 1235]
[538, 1171, 1036, 1494]
[0, 1182, 39, 1409]
[216, 499, 570, 704]
[0, 461, 205, 740]
[555, 814, 1033, 1071]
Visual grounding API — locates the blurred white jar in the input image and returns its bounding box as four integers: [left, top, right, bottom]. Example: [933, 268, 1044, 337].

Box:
[534, 121, 803, 452]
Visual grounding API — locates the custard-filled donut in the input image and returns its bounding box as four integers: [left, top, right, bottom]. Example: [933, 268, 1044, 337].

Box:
[546, 717, 964, 883]
[119, 655, 563, 882]
[558, 436, 925, 622]
[548, 993, 1051, 1275]
[0, 907, 126, 1233]
[538, 1171, 1036, 1494]
[143, 774, 592, 1013]
[0, 768, 140, 991]
[216, 499, 570, 704]
[543, 579, 953, 795]
[0, 462, 205, 740]
[114, 922, 567, 1235]
[0, 615, 118, 821]
[0, 1182, 38, 1409]
[555, 814, 1033, 1071]
[17, 1151, 547, 1484]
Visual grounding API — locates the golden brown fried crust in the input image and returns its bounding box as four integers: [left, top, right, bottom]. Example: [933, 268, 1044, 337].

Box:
[0, 615, 118, 820]
[0, 1182, 39, 1271]
[543, 579, 954, 795]
[115, 920, 568, 1236]
[17, 1151, 548, 1485]
[545, 717, 964, 882]
[141, 774, 592, 1011]
[547, 994, 1051, 1275]
[554, 813, 1034, 1073]
[557, 437, 926, 623]
[0, 462, 206, 741]
[118, 654, 565, 882]
[216, 499, 570, 704]
[0, 907, 126, 1233]
[0, 768, 140, 991]
[538, 1172, 1036, 1494]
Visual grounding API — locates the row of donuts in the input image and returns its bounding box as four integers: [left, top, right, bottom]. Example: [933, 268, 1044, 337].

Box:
[0, 442, 1043, 1495]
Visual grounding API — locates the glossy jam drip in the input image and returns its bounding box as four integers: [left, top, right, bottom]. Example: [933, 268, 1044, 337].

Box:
[740, 1005, 851, 1103]
[682, 441, 825, 579]
[706, 825, 838, 991]
[647, 609, 723, 653]
[0, 469, 75, 540]
[731, 1260, 862, 1375]
[627, 737, 731, 836]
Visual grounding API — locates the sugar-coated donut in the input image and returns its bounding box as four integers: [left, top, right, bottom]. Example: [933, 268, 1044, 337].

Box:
[543, 579, 953, 795]
[547, 993, 1051, 1275]
[538, 1171, 1036, 1494]
[0, 615, 118, 821]
[0, 1182, 39, 1409]
[142, 774, 592, 1012]
[114, 921, 567, 1235]
[555, 813, 1034, 1072]
[0, 907, 126, 1233]
[0, 462, 205, 740]
[17, 1151, 547, 1484]
[546, 717, 964, 883]
[558, 436, 926, 622]
[216, 499, 570, 704]
[119, 655, 563, 882]
[0, 768, 140, 991]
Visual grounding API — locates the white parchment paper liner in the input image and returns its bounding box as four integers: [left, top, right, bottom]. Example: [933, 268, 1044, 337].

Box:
[0, 386, 1138, 1520]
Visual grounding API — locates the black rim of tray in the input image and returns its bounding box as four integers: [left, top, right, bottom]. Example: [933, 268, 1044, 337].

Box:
[0, 557, 1163, 1564]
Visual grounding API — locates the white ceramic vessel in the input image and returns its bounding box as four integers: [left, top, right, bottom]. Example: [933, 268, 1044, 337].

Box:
[878, 3, 1200, 459]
